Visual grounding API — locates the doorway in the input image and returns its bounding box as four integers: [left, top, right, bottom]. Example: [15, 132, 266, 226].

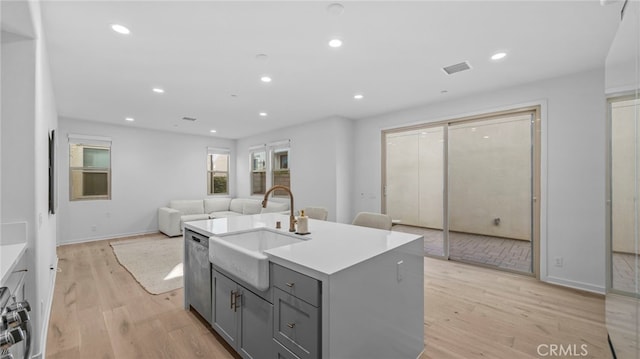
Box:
[383, 107, 540, 275]
[608, 96, 640, 294]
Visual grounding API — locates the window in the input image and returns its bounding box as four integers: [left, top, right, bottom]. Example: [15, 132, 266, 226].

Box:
[69, 135, 111, 201]
[271, 147, 290, 197]
[250, 140, 291, 197]
[251, 149, 267, 195]
[207, 148, 230, 195]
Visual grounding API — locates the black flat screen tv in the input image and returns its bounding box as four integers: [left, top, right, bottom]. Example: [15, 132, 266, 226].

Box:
[48, 129, 57, 214]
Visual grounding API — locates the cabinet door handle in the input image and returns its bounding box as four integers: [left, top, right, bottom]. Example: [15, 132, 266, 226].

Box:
[286, 322, 296, 329]
[233, 292, 242, 312]
[285, 282, 295, 288]
[230, 290, 236, 310]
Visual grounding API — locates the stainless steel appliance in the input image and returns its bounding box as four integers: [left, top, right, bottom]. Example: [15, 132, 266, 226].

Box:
[0, 282, 31, 359]
[185, 229, 212, 323]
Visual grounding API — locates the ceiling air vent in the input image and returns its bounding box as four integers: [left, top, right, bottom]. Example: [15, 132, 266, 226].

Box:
[442, 61, 471, 75]
[182, 116, 197, 122]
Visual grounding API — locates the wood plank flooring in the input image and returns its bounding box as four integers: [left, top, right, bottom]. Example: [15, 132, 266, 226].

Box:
[46, 235, 610, 359]
[421, 258, 609, 359]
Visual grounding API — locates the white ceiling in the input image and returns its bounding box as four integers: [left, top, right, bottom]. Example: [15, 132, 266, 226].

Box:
[40, 1, 621, 139]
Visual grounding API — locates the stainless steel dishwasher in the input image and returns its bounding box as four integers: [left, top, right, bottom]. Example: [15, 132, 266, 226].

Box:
[184, 229, 212, 324]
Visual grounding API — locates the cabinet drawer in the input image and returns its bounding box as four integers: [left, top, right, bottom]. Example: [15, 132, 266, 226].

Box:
[274, 339, 302, 359]
[272, 264, 320, 307]
[273, 288, 319, 359]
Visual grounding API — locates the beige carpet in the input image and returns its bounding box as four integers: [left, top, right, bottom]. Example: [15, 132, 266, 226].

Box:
[110, 235, 184, 295]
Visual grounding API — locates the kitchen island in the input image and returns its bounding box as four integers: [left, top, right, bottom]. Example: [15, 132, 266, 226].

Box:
[184, 213, 424, 359]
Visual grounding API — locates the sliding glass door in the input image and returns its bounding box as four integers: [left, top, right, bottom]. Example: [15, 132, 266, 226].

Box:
[385, 126, 445, 256]
[384, 108, 539, 274]
[448, 114, 533, 272]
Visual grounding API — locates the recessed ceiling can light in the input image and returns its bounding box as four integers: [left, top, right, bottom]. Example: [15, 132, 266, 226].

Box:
[210, 129, 217, 133]
[125, 117, 135, 122]
[491, 52, 507, 60]
[256, 54, 268, 61]
[353, 94, 364, 100]
[260, 76, 272, 83]
[111, 24, 130, 35]
[327, 3, 345, 15]
[259, 112, 268, 117]
[329, 38, 343, 48]
[152, 88, 164, 94]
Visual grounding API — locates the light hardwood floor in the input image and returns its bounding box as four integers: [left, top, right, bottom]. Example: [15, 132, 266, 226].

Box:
[46, 236, 610, 359]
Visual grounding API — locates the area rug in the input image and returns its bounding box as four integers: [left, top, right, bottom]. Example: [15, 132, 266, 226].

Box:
[110, 235, 184, 295]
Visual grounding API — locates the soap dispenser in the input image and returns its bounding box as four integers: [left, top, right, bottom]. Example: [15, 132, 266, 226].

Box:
[297, 210, 310, 235]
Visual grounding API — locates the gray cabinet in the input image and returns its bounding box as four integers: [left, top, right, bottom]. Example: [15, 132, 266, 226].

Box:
[272, 264, 321, 359]
[184, 229, 212, 324]
[274, 339, 302, 359]
[212, 270, 238, 346]
[212, 269, 273, 359]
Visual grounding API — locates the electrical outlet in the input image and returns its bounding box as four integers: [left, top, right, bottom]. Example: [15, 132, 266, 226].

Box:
[554, 257, 563, 267]
[91, 225, 97, 232]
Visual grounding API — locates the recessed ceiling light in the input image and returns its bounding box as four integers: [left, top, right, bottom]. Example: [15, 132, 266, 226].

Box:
[210, 129, 217, 133]
[483, 135, 490, 139]
[327, 3, 345, 15]
[491, 52, 507, 60]
[440, 90, 448, 94]
[152, 88, 164, 94]
[329, 38, 343, 48]
[353, 94, 364, 100]
[256, 54, 268, 61]
[111, 24, 130, 35]
[261, 76, 272, 83]
[125, 117, 135, 122]
[259, 112, 268, 117]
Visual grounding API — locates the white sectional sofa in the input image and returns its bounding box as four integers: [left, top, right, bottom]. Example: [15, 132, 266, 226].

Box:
[158, 197, 289, 237]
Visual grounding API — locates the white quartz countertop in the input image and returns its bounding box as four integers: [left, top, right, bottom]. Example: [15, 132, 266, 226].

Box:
[185, 213, 422, 276]
[0, 243, 27, 286]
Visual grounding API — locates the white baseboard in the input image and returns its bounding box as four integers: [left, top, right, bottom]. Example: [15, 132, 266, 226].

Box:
[543, 275, 606, 295]
[57, 230, 161, 246]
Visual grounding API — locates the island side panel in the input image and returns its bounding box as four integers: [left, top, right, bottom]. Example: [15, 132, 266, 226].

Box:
[183, 230, 190, 311]
[327, 238, 424, 359]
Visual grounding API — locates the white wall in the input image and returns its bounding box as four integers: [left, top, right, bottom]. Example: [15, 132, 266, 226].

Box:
[353, 69, 607, 293]
[57, 118, 235, 244]
[1, 1, 59, 357]
[32, 3, 59, 356]
[334, 118, 355, 224]
[236, 116, 354, 223]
